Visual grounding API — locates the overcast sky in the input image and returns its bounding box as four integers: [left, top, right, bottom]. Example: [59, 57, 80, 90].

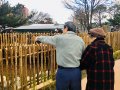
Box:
[8, 0, 73, 24]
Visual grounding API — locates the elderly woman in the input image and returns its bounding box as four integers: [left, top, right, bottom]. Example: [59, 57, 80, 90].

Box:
[80, 28, 114, 90]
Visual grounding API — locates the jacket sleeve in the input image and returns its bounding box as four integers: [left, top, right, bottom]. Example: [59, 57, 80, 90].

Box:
[80, 45, 93, 70]
[35, 35, 58, 46]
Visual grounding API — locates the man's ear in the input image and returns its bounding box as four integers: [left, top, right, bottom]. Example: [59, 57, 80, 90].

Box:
[66, 27, 68, 31]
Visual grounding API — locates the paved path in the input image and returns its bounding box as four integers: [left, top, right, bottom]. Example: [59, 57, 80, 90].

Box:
[82, 60, 120, 90]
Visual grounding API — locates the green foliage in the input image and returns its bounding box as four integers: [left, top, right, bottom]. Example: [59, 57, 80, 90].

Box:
[0, 1, 11, 16]
[113, 50, 120, 60]
[108, 14, 120, 26]
[0, 2, 28, 27]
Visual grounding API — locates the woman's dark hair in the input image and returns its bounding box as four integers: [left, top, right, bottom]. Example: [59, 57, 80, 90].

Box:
[64, 21, 76, 32]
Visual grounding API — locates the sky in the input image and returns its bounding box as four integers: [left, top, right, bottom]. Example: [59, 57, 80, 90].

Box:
[7, 0, 73, 24]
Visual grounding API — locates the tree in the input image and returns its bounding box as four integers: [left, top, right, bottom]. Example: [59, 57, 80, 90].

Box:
[108, 3, 120, 17]
[63, 0, 111, 31]
[28, 10, 53, 24]
[108, 13, 120, 27]
[93, 4, 107, 26]
[108, 3, 120, 27]
[74, 9, 87, 31]
[12, 3, 24, 16]
[0, 1, 29, 27]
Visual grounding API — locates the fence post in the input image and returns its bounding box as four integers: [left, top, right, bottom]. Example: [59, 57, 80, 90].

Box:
[36, 44, 40, 85]
[19, 45, 23, 90]
[40, 44, 44, 83]
[0, 49, 4, 90]
[10, 47, 15, 90]
[43, 44, 47, 82]
[5, 48, 9, 89]
[29, 45, 32, 88]
[14, 43, 18, 90]
[32, 44, 36, 89]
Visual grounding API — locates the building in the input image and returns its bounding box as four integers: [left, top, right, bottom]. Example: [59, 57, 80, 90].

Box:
[13, 24, 64, 33]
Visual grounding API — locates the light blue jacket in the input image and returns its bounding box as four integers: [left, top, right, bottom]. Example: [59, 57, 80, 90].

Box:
[36, 31, 85, 67]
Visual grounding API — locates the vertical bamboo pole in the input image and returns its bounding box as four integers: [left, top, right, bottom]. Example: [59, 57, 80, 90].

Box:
[19, 45, 23, 90]
[5, 33, 7, 48]
[22, 45, 26, 89]
[15, 33, 19, 43]
[29, 45, 32, 88]
[0, 49, 4, 90]
[113, 32, 116, 51]
[8, 33, 10, 49]
[26, 33, 28, 44]
[5, 48, 9, 89]
[3, 33, 5, 48]
[43, 44, 47, 82]
[40, 44, 44, 83]
[14, 43, 18, 90]
[47, 45, 50, 79]
[10, 47, 15, 90]
[116, 32, 119, 50]
[0, 34, 1, 48]
[36, 44, 40, 85]
[24, 45, 28, 89]
[32, 44, 36, 89]
[50, 45, 54, 79]
[20, 34, 22, 44]
[17, 34, 20, 44]
[0, 34, 3, 49]
[10, 33, 12, 45]
[111, 33, 113, 49]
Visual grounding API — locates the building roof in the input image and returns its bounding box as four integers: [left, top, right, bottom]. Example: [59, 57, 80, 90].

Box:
[14, 24, 64, 30]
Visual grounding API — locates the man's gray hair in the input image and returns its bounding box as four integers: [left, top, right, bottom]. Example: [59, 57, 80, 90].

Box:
[64, 21, 76, 32]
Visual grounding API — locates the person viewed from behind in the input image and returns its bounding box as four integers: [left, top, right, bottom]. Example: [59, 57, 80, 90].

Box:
[80, 28, 114, 90]
[35, 21, 85, 90]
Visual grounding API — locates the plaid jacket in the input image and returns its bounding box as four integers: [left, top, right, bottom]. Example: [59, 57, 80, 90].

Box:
[80, 38, 114, 90]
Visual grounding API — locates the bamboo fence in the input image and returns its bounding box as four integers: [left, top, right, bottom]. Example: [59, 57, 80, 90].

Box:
[78, 31, 120, 51]
[0, 32, 120, 50]
[0, 43, 56, 90]
[0, 31, 120, 90]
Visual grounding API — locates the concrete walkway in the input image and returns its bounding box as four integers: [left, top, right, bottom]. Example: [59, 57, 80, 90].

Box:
[81, 60, 120, 90]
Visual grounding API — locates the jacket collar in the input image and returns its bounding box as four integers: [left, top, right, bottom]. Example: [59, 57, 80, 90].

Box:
[92, 37, 105, 44]
[66, 31, 76, 35]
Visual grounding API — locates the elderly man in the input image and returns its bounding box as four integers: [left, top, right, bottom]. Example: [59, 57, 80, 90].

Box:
[35, 21, 85, 90]
[80, 28, 114, 90]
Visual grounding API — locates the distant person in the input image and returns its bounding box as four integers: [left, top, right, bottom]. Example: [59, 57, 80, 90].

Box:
[80, 28, 114, 90]
[55, 28, 63, 33]
[35, 21, 85, 90]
